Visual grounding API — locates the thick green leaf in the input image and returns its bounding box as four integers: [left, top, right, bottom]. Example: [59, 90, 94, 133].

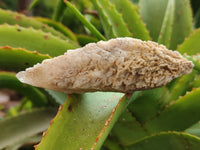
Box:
[35, 17, 77, 41]
[185, 121, 200, 137]
[36, 92, 125, 150]
[128, 87, 170, 124]
[76, 34, 98, 46]
[167, 71, 196, 101]
[0, 71, 47, 107]
[0, 107, 57, 149]
[45, 89, 67, 105]
[64, 1, 105, 41]
[0, 8, 69, 40]
[184, 55, 200, 72]
[126, 132, 200, 150]
[111, 110, 148, 146]
[0, 24, 77, 57]
[144, 88, 200, 133]
[52, 0, 66, 22]
[140, 0, 193, 49]
[157, 0, 175, 48]
[6, 135, 41, 150]
[178, 28, 200, 55]
[110, 0, 150, 41]
[91, 0, 131, 39]
[0, 46, 50, 72]
[29, 0, 41, 10]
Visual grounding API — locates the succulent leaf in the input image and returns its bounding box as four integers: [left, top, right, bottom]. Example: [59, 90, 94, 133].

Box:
[128, 87, 170, 124]
[91, 0, 131, 39]
[64, 1, 105, 41]
[144, 88, 200, 133]
[0, 46, 50, 72]
[110, 0, 150, 41]
[0, 71, 47, 107]
[157, 0, 175, 48]
[178, 28, 200, 55]
[36, 92, 125, 149]
[0, 24, 77, 57]
[0, 107, 57, 149]
[76, 34, 98, 46]
[52, 0, 66, 22]
[140, 0, 193, 49]
[35, 17, 77, 41]
[0, 8, 70, 40]
[111, 109, 148, 146]
[126, 132, 200, 150]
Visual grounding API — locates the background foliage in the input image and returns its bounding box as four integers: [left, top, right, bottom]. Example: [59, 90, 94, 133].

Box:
[1, 0, 200, 149]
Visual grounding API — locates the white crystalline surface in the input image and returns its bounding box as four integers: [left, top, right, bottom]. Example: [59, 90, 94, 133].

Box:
[16, 37, 194, 93]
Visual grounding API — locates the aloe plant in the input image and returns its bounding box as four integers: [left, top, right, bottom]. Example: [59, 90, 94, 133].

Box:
[1, 0, 200, 150]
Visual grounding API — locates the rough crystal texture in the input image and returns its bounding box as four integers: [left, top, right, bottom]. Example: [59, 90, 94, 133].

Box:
[16, 37, 194, 93]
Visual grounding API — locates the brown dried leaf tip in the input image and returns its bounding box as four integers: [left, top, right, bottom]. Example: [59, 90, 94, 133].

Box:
[16, 38, 194, 93]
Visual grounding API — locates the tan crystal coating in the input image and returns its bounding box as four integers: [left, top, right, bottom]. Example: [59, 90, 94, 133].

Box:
[16, 37, 194, 93]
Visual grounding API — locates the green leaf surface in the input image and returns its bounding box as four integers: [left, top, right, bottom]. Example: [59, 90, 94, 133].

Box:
[128, 87, 169, 124]
[45, 89, 68, 105]
[0, 107, 57, 149]
[91, 0, 131, 39]
[178, 28, 200, 55]
[140, 0, 193, 49]
[167, 71, 196, 101]
[0, 46, 50, 72]
[35, 17, 77, 41]
[0, 71, 47, 107]
[184, 55, 200, 72]
[36, 92, 124, 150]
[0, 8, 69, 40]
[52, 0, 66, 22]
[29, 0, 41, 10]
[0, 24, 77, 57]
[185, 121, 200, 137]
[6, 135, 41, 150]
[157, 0, 175, 48]
[111, 109, 148, 146]
[64, 1, 105, 41]
[76, 34, 98, 46]
[144, 88, 200, 133]
[36, 92, 142, 150]
[126, 132, 200, 150]
[110, 0, 150, 41]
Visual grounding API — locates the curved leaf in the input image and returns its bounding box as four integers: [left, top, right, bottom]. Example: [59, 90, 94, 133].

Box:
[0, 24, 77, 57]
[111, 110, 148, 146]
[0, 8, 69, 40]
[6, 135, 41, 150]
[128, 87, 170, 124]
[140, 0, 193, 49]
[64, 1, 105, 41]
[126, 132, 200, 150]
[91, 0, 131, 39]
[0, 46, 50, 72]
[76, 34, 98, 46]
[178, 28, 200, 55]
[36, 92, 125, 150]
[185, 121, 200, 137]
[35, 91, 142, 150]
[157, 0, 175, 48]
[110, 0, 150, 41]
[0, 107, 57, 149]
[0, 72, 47, 107]
[35, 17, 77, 41]
[52, 0, 66, 22]
[144, 88, 200, 133]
